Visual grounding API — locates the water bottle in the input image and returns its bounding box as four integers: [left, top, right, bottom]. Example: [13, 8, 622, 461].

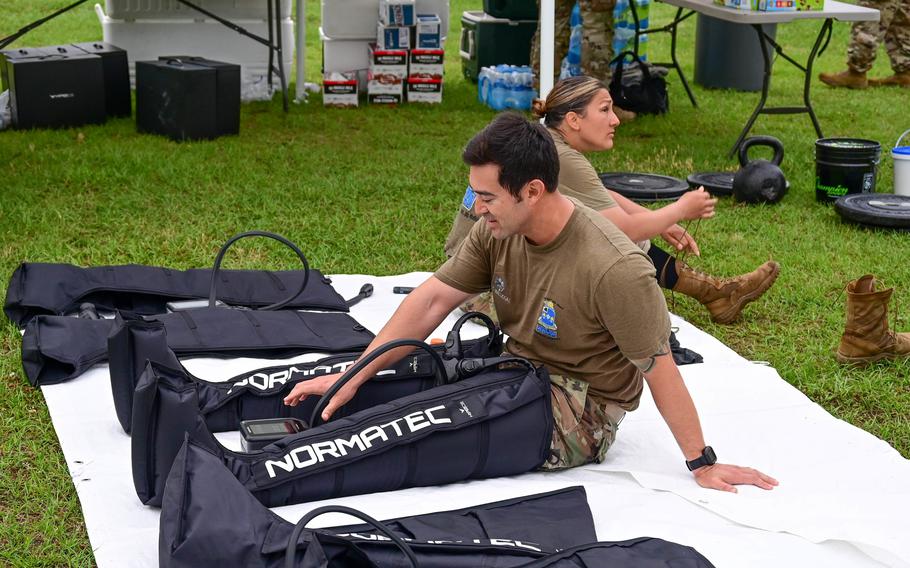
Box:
[559, 2, 583, 80]
[478, 67, 492, 105]
[489, 66, 509, 111]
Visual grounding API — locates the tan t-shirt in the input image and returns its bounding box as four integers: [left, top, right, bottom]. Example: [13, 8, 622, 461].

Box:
[435, 199, 670, 410]
[442, 128, 619, 257]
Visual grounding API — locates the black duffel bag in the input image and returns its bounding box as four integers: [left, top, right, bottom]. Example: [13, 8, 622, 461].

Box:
[4, 230, 350, 327]
[609, 51, 669, 116]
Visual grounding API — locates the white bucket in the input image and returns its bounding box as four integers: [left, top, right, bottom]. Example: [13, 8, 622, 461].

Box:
[894, 129, 910, 196]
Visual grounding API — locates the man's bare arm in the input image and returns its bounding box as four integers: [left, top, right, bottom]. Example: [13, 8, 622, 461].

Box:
[642, 352, 779, 492]
[283, 276, 474, 419]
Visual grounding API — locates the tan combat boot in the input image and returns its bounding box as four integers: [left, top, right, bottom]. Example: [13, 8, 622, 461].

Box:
[673, 260, 780, 324]
[836, 275, 910, 364]
[819, 69, 868, 89]
[868, 71, 910, 88]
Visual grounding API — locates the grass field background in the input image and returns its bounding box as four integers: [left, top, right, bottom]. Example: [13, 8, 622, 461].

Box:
[1, 0, 909, 564]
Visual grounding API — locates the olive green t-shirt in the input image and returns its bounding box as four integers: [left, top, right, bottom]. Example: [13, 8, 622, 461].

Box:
[442, 128, 619, 257]
[435, 200, 670, 410]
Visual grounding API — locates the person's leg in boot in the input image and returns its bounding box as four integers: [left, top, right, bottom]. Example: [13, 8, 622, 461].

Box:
[836, 275, 910, 364]
[819, 0, 885, 89]
[648, 246, 781, 324]
[870, 1, 910, 87]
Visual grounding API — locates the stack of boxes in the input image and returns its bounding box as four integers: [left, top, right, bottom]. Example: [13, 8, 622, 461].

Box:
[321, 0, 449, 107]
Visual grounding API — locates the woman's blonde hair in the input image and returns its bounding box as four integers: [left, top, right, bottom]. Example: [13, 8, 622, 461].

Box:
[531, 75, 609, 128]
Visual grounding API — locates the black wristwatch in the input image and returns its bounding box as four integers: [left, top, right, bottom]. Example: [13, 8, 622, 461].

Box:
[686, 446, 717, 471]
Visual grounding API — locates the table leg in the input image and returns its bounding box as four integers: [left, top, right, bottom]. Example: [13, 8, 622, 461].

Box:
[669, 7, 697, 108]
[274, 0, 289, 111]
[631, 1, 698, 107]
[803, 19, 833, 140]
[267, 0, 274, 87]
[728, 24, 773, 158]
[295, 0, 306, 102]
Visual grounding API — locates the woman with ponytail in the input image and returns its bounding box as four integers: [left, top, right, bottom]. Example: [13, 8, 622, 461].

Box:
[444, 76, 779, 324]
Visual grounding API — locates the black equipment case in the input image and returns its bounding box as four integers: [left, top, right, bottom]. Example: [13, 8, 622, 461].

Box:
[0, 45, 105, 129]
[72, 42, 130, 117]
[136, 57, 240, 141]
[159, 56, 240, 137]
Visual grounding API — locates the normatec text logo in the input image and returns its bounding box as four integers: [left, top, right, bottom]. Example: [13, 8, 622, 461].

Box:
[263, 405, 452, 479]
[227, 360, 395, 394]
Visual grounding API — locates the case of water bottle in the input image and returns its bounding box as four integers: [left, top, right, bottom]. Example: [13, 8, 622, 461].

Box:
[477, 65, 537, 111]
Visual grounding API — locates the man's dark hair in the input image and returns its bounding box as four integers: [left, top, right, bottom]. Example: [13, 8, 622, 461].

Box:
[462, 112, 560, 199]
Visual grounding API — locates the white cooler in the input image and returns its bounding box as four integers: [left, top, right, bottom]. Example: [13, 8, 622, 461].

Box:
[104, 0, 292, 20]
[96, 4, 294, 89]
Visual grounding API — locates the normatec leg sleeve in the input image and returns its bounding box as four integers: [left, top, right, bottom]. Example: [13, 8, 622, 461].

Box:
[134, 356, 552, 508]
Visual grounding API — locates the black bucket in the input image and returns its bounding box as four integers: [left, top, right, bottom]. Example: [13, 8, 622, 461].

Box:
[815, 138, 881, 202]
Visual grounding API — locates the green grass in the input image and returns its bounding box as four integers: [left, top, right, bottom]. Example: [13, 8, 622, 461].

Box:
[2, 0, 910, 565]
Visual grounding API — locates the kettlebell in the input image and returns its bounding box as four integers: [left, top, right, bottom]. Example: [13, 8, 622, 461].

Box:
[733, 136, 788, 204]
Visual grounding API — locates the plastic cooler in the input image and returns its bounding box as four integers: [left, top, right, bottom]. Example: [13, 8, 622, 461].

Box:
[483, 0, 539, 20]
[104, 0, 291, 19]
[460, 11, 537, 82]
[95, 4, 294, 86]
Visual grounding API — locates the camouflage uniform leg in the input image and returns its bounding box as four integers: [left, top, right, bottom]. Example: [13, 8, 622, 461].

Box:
[847, 0, 898, 73]
[883, 0, 910, 73]
[531, 0, 574, 88]
[458, 291, 499, 325]
[579, 0, 617, 83]
[540, 375, 625, 471]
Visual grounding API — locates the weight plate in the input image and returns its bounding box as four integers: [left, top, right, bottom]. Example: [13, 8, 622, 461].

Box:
[598, 172, 690, 203]
[687, 172, 734, 196]
[834, 193, 910, 230]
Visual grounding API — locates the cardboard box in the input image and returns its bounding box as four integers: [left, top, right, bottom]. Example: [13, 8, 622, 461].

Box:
[379, 0, 416, 26]
[409, 48, 444, 81]
[377, 22, 411, 50]
[323, 71, 358, 107]
[368, 43, 407, 97]
[407, 77, 443, 103]
[723, 0, 759, 9]
[369, 92, 404, 104]
[759, 0, 796, 10]
[416, 14, 442, 48]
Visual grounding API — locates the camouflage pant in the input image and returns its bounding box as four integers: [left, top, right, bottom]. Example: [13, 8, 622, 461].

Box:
[459, 291, 499, 324]
[531, 0, 617, 86]
[459, 297, 625, 470]
[541, 375, 625, 470]
[847, 0, 910, 73]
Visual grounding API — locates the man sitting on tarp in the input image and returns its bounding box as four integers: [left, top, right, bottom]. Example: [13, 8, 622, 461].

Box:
[285, 112, 778, 493]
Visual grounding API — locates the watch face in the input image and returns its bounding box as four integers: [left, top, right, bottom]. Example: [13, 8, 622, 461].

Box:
[704, 446, 717, 465]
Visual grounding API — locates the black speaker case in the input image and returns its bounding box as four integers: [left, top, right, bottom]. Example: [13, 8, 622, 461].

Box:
[72, 42, 131, 118]
[135, 59, 218, 142]
[158, 55, 240, 137]
[1, 49, 106, 129]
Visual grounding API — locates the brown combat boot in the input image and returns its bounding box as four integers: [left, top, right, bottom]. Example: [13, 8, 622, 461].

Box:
[836, 275, 910, 364]
[673, 260, 780, 324]
[868, 71, 910, 88]
[819, 69, 868, 89]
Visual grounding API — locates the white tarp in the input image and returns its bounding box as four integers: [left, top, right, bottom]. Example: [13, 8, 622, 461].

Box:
[40, 272, 910, 567]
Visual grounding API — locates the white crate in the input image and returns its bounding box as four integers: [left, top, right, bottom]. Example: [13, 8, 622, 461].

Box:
[96, 5, 294, 88]
[105, 0, 291, 20]
[321, 0, 449, 40]
[320, 27, 371, 73]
